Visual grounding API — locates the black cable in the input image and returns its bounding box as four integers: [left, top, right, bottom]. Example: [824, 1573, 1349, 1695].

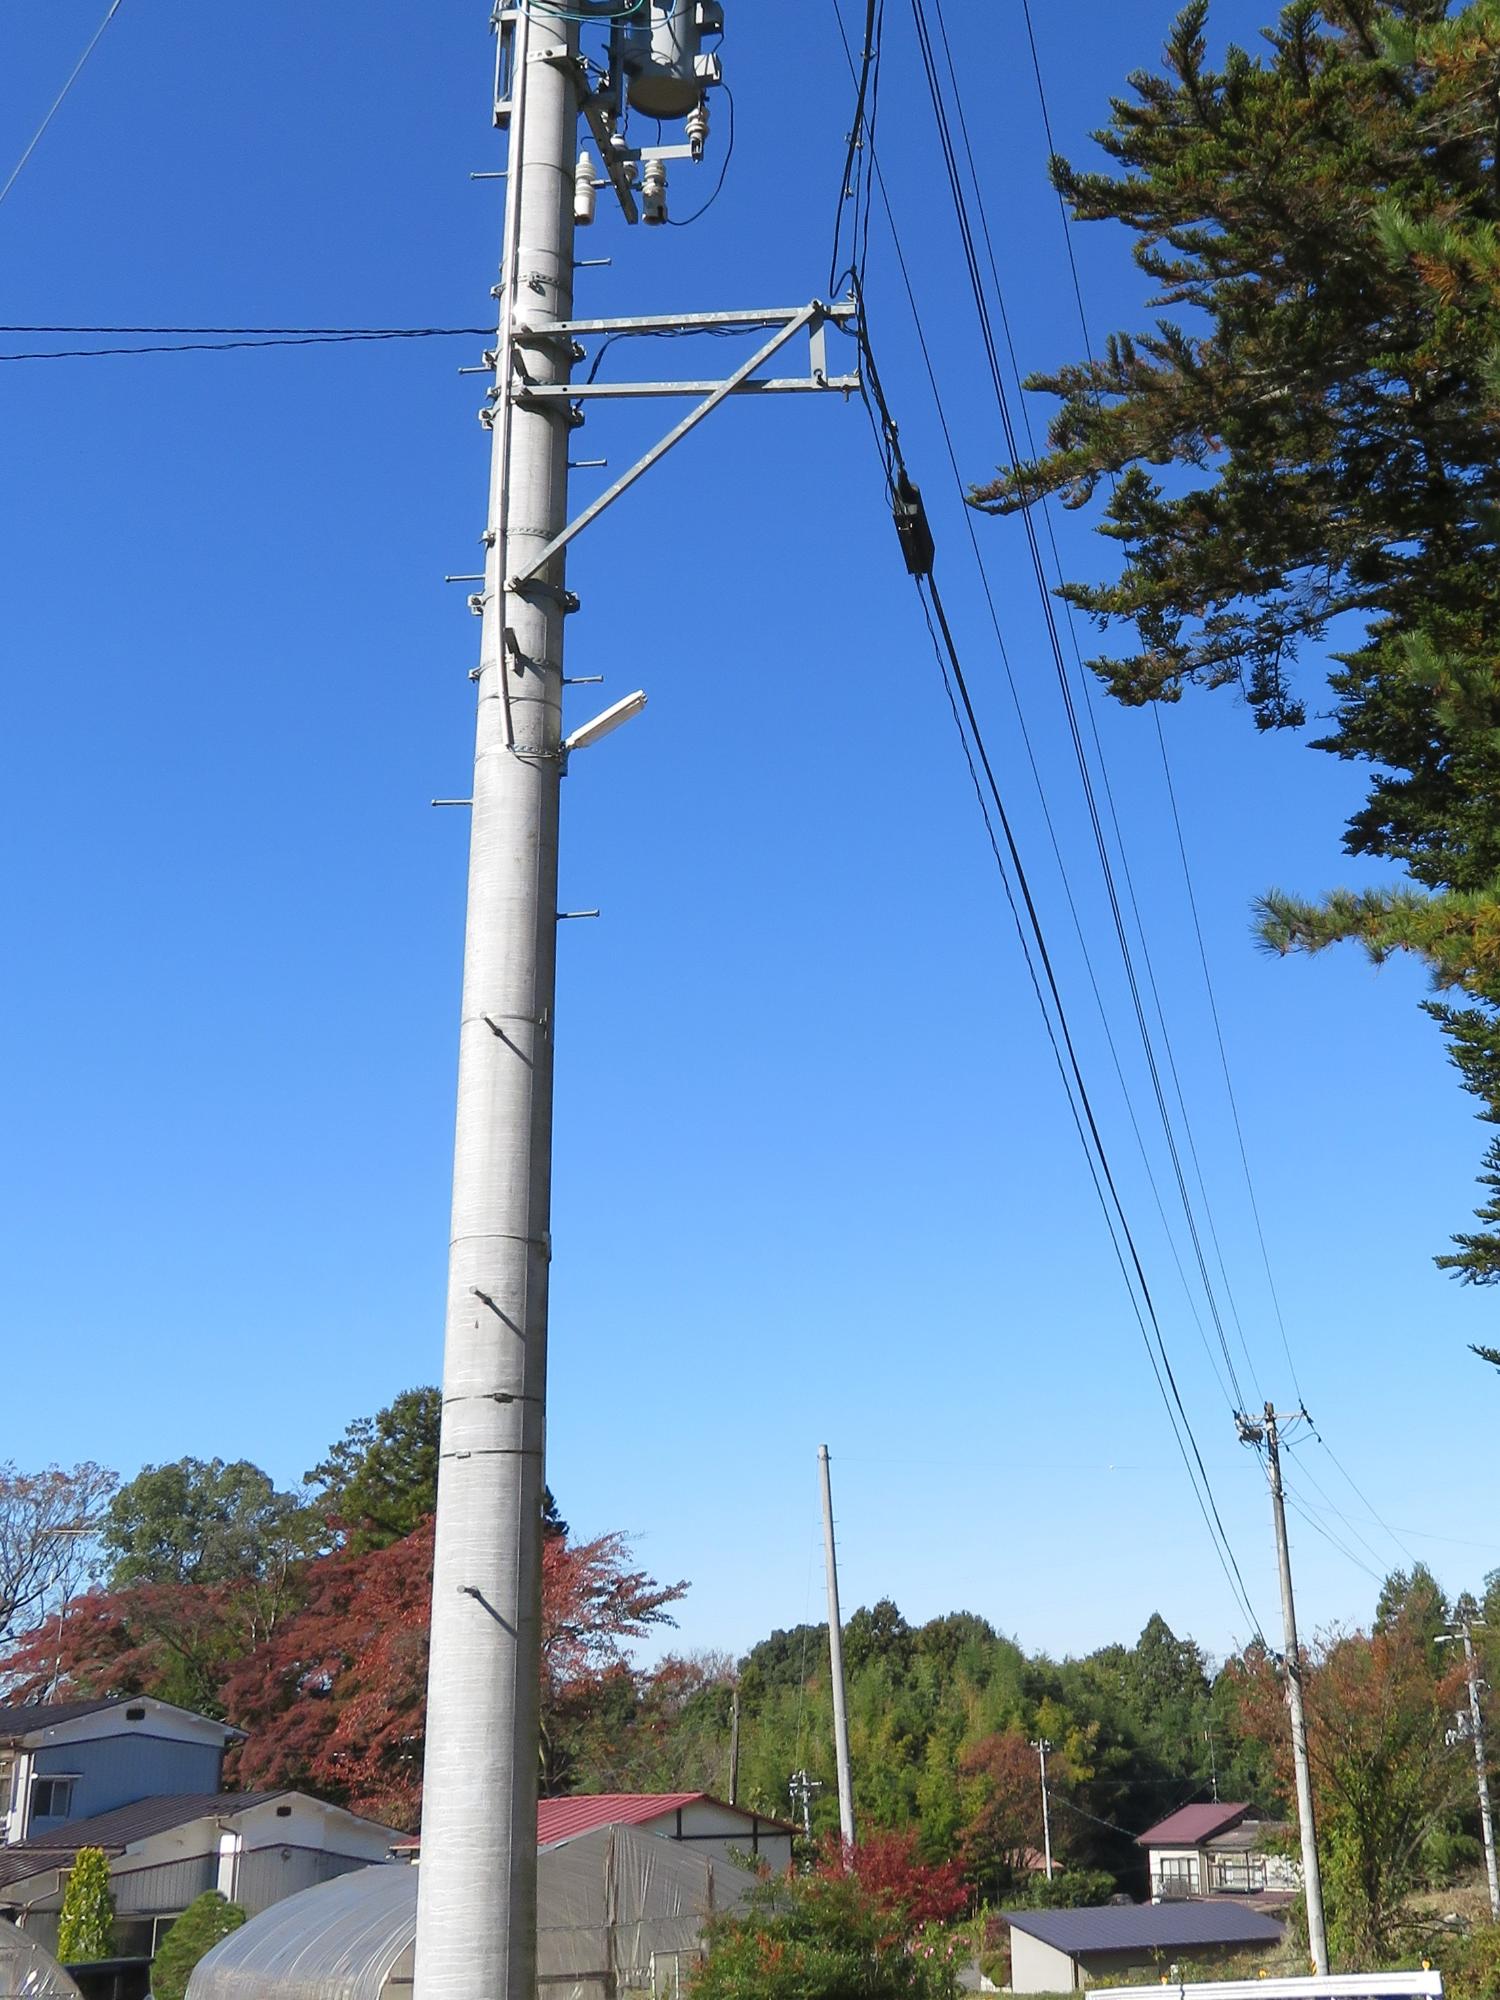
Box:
[909, 0, 1254, 1417]
[825, 7, 1241, 1413]
[666, 85, 735, 227]
[827, 0, 881, 295]
[0, 327, 491, 361]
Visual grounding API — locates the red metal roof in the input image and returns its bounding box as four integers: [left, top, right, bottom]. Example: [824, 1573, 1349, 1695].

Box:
[1136, 1802, 1250, 1848]
[393, 1792, 797, 1854]
[539, 1793, 710, 1843]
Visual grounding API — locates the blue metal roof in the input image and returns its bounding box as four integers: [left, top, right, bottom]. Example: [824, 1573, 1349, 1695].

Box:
[1004, 1902, 1285, 1955]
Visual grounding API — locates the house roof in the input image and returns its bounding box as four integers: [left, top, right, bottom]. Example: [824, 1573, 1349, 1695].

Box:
[1136, 1802, 1250, 1848]
[0, 1697, 243, 1746]
[0, 1701, 124, 1742]
[1207, 1819, 1291, 1854]
[538, 1793, 795, 1844]
[1003, 1901, 1285, 1956]
[0, 1794, 283, 1893]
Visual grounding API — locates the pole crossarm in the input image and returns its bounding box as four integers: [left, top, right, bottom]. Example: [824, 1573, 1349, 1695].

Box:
[507, 301, 858, 589]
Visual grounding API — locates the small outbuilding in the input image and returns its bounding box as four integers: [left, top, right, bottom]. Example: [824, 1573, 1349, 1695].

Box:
[1004, 1901, 1285, 1993]
[186, 1820, 761, 2000]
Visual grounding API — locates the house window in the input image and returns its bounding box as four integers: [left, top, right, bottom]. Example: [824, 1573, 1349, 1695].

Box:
[1210, 1854, 1266, 1894]
[1159, 1857, 1194, 1882]
[30, 1776, 76, 1820]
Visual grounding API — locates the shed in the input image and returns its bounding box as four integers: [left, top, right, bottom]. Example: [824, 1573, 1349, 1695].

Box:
[1005, 1901, 1285, 1993]
[186, 1821, 760, 2000]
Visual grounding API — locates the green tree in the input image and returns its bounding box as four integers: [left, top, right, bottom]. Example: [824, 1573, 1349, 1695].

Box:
[56, 1847, 114, 1963]
[149, 1891, 247, 2000]
[105, 1458, 319, 1587]
[308, 1388, 568, 1553]
[975, 0, 1500, 1280]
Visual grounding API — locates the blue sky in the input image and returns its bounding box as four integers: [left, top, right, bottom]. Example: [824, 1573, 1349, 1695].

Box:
[2, 0, 1496, 1686]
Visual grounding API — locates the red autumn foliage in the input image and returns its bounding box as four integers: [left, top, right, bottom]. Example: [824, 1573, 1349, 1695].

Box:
[818, 1827, 970, 1930]
[0, 1517, 686, 1833]
[956, 1729, 1064, 1887]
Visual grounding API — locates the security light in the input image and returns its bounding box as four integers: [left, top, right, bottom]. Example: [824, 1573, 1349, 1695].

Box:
[563, 690, 648, 754]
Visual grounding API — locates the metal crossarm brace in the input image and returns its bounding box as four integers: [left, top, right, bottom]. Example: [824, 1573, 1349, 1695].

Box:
[509, 303, 855, 589]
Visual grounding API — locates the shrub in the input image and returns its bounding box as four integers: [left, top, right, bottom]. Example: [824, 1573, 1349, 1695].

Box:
[150, 1891, 248, 2000]
[1024, 1869, 1116, 1910]
[691, 1868, 959, 2000]
[57, 1847, 114, 1963]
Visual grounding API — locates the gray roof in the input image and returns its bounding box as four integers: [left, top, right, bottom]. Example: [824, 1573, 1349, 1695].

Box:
[0, 1794, 282, 1893]
[0, 1700, 125, 1742]
[1004, 1902, 1285, 1956]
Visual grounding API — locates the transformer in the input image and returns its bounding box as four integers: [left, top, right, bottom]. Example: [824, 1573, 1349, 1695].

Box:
[623, 0, 724, 121]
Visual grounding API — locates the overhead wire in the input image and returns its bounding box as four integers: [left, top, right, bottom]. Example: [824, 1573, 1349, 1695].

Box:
[0, 326, 492, 361]
[823, 8, 1240, 1414]
[1016, 0, 1429, 1587]
[0, 0, 128, 214]
[906, 0, 1257, 1422]
[827, 0, 1264, 1640]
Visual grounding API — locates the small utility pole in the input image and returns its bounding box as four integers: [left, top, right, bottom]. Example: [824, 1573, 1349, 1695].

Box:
[788, 1769, 822, 1840]
[818, 1445, 857, 1849]
[1440, 1621, 1500, 1921]
[1237, 1404, 1329, 1975]
[1031, 1738, 1054, 1880]
[728, 1687, 741, 1808]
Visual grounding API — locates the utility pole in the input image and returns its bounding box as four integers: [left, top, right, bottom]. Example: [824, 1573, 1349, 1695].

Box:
[789, 1769, 823, 1841]
[728, 1687, 740, 1808]
[1236, 1405, 1329, 1975]
[1439, 1621, 1500, 1921]
[818, 1445, 857, 1849]
[414, 7, 856, 1995]
[1031, 1738, 1054, 1880]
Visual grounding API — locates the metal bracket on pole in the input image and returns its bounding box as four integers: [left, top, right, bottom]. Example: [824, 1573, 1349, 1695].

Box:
[508, 304, 858, 590]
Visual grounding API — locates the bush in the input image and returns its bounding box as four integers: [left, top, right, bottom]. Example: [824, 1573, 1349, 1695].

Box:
[691, 1869, 959, 2000]
[57, 1847, 114, 1963]
[150, 1891, 248, 2000]
[1024, 1870, 1116, 1910]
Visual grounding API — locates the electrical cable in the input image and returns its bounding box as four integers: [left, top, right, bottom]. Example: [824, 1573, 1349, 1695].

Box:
[827, 0, 881, 295]
[666, 84, 735, 227]
[1017, 0, 1431, 1588]
[911, 0, 1258, 1422]
[824, 6, 1242, 1415]
[0, 0, 128, 214]
[0, 327, 492, 361]
[826, 0, 1263, 1641]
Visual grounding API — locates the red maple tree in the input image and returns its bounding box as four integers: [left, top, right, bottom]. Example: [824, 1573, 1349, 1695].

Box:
[817, 1828, 970, 1930]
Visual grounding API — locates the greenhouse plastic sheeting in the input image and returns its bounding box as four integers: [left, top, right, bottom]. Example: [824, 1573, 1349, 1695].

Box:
[186, 1821, 760, 2000]
[0, 1918, 82, 1998]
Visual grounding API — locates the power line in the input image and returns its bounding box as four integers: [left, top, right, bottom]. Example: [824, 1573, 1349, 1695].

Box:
[827, 0, 1262, 1640]
[908, 0, 1256, 1418]
[0, 327, 491, 361]
[0, 0, 128, 214]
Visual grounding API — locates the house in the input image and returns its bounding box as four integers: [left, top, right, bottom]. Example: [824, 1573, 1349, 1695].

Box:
[1136, 1802, 1300, 1902]
[393, 1791, 797, 1876]
[1004, 1901, 1286, 1993]
[0, 1699, 401, 1962]
[0, 1698, 240, 1847]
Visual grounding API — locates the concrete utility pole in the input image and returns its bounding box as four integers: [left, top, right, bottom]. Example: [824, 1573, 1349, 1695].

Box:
[1031, 1738, 1054, 1880]
[413, 6, 577, 1996]
[414, 6, 856, 1993]
[818, 1445, 857, 1849]
[1237, 1404, 1329, 1976]
[1440, 1621, 1500, 1921]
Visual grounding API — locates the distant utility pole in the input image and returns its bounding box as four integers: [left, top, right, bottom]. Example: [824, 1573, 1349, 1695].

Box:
[1031, 1738, 1054, 1880]
[789, 1769, 823, 1841]
[728, 1687, 741, 1808]
[1205, 1719, 1219, 1803]
[413, 5, 856, 1999]
[818, 1445, 857, 1849]
[1236, 1404, 1329, 1976]
[1439, 1621, 1500, 1921]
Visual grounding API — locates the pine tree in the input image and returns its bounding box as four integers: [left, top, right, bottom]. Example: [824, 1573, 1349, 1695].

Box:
[56, 1846, 114, 1963]
[974, 0, 1500, 1282]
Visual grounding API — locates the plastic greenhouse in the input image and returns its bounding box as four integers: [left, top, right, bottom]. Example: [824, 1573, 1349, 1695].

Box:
[185, 1821, 759, 2000]
[0, 1919, 82, 1998]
